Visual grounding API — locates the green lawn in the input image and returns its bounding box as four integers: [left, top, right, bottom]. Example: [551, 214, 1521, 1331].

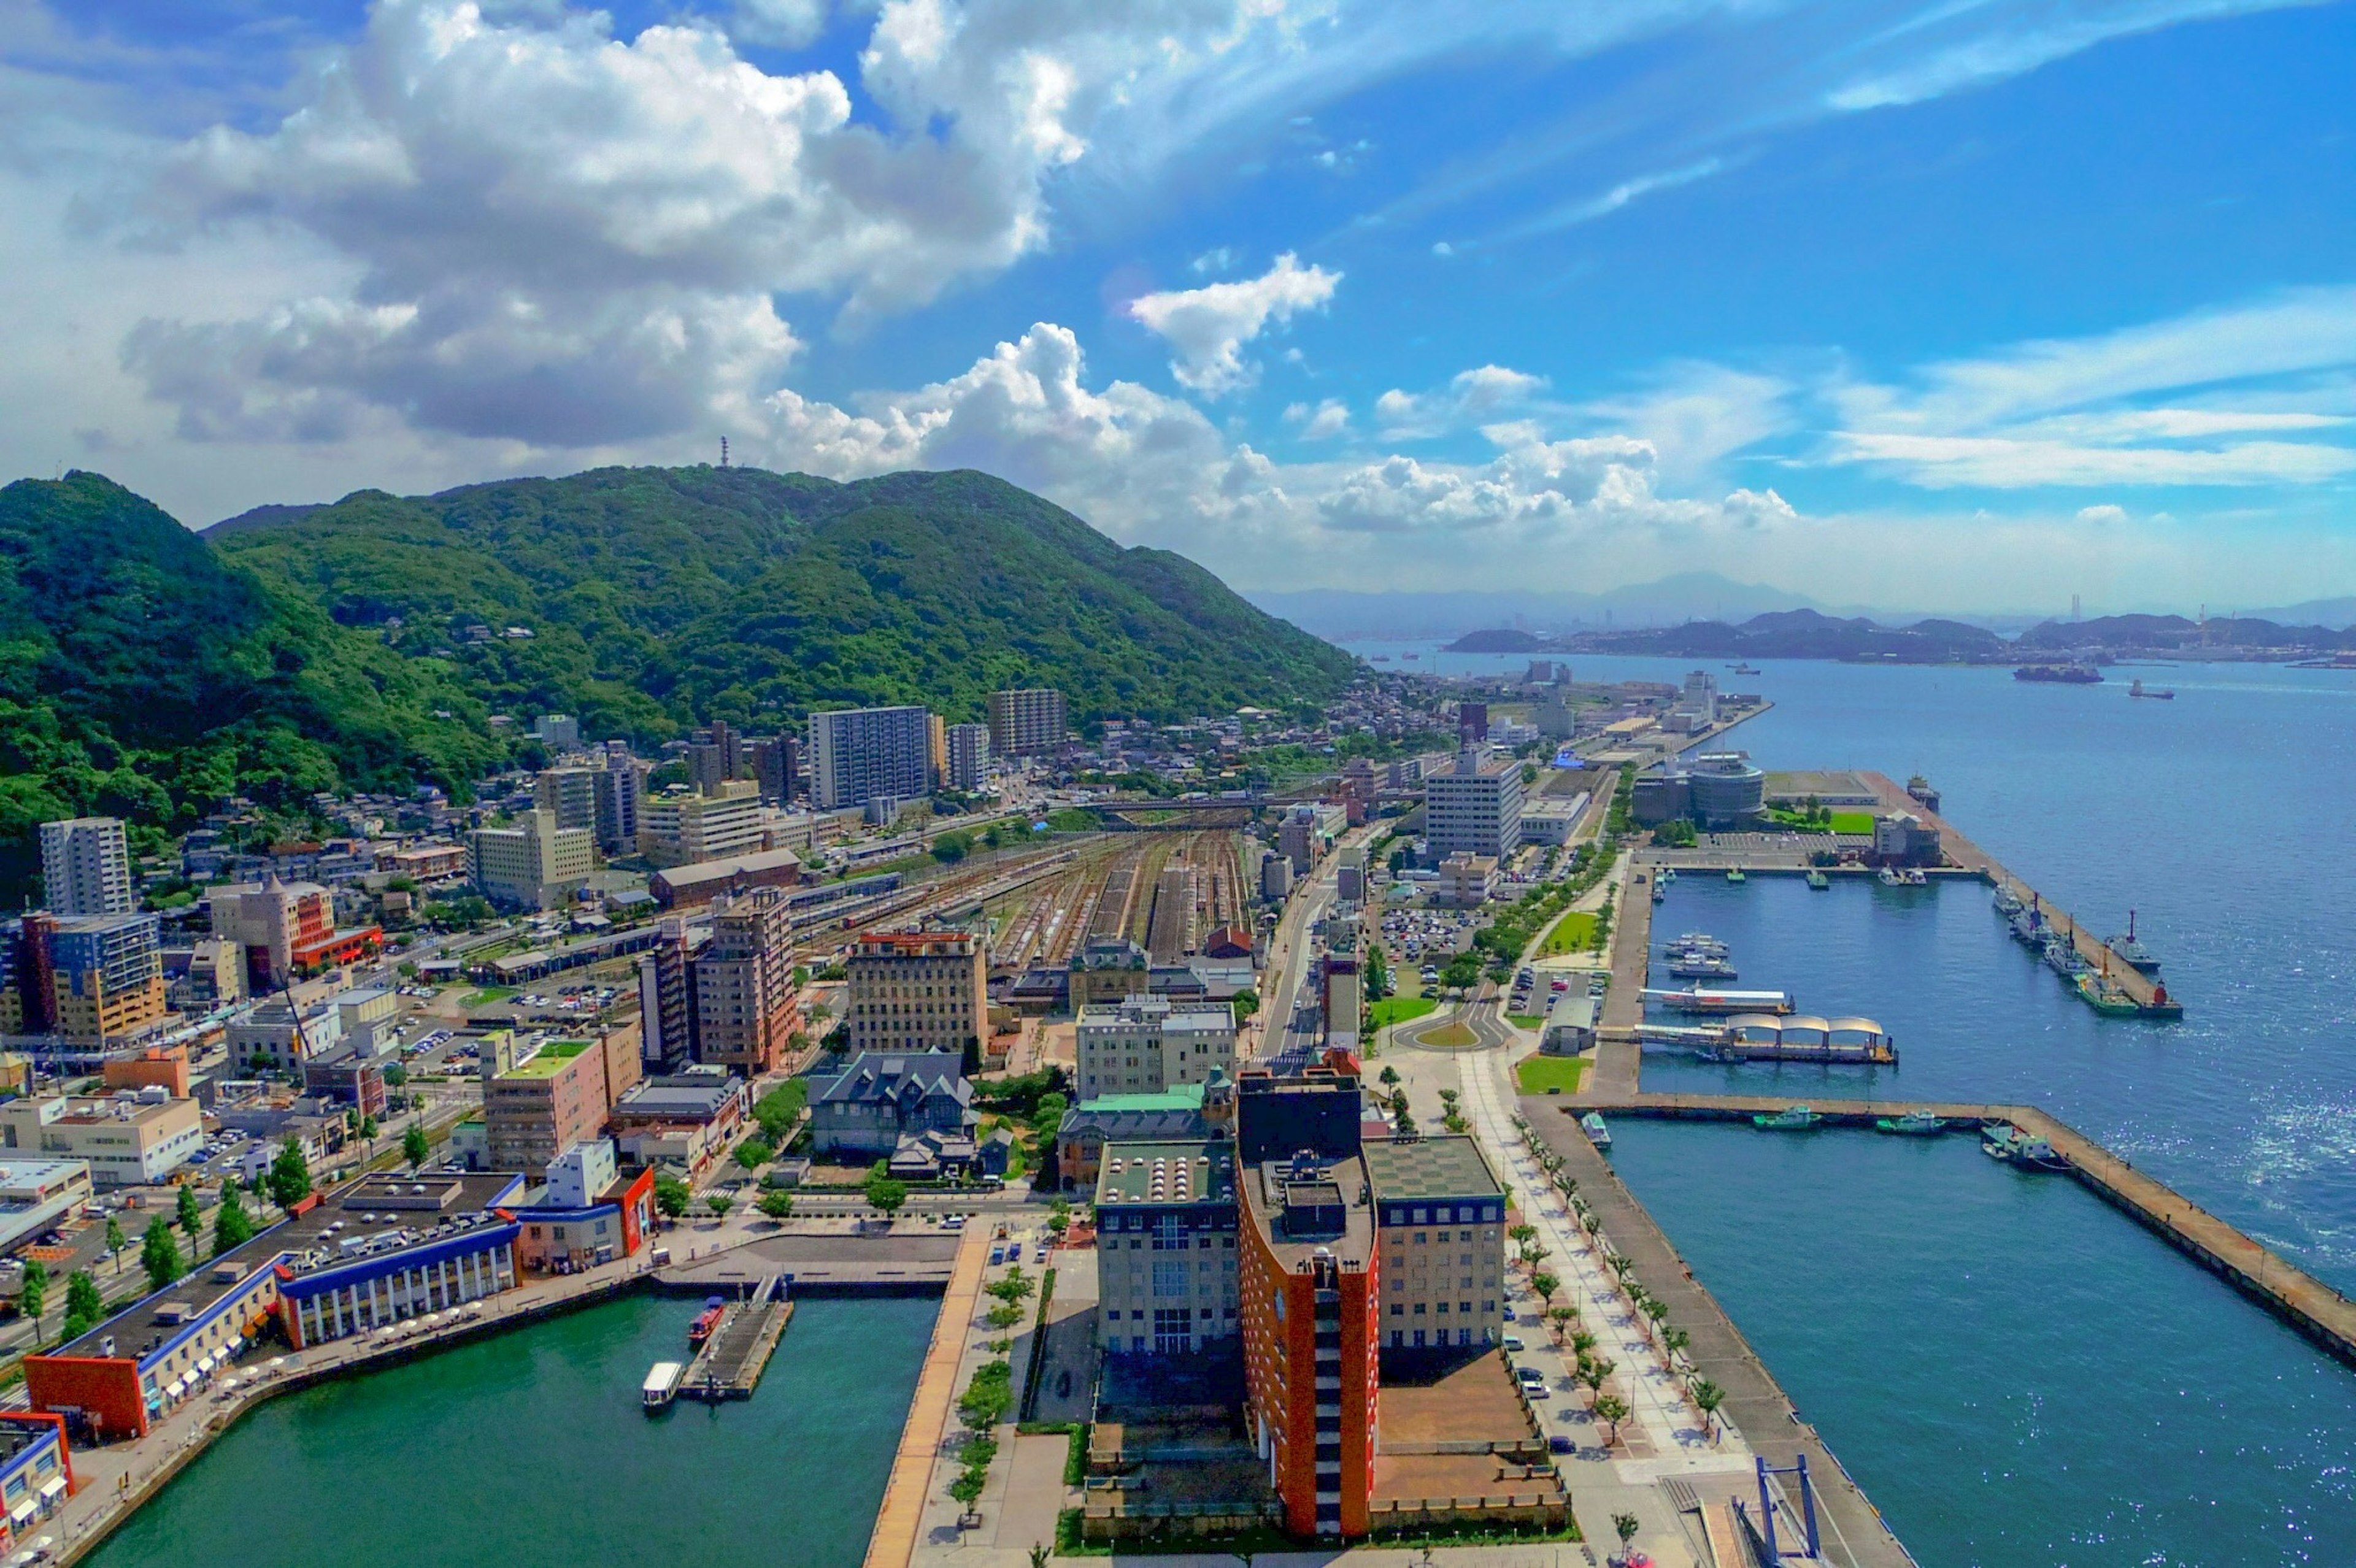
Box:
[1515, 1054, 1590, 1094]
[1506, 1014, 1545, 1030]
[1539, 911, 1600, 956]
[460, 986, 518, 1008]
[1367, 996, 1439, 1031]
[1830, 810, 1876, 834]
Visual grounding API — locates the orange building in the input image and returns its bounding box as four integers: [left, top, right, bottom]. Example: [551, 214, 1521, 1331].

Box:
[1237, 1148, 1380, 1539]
[101, 1045, 191, 1099]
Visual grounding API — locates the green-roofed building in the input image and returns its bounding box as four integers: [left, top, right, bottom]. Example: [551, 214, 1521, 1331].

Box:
[1360, 1134, 1507, 1355]
[1053, 1067, 1236, 1193]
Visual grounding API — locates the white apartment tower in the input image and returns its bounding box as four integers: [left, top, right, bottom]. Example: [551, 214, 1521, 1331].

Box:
[987, 688, 1068, 758]
[945, 723, 992, 791]
[809, 706, 934, 810]
[39, 818, 134, 916]
[1422, 747, 1526, 859]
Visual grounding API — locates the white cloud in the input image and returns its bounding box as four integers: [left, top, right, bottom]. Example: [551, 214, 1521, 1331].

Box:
[1496, 156, 1729, 239]
[730, 0, 830, 48]
[1190, 247, 1238, 275]
[1584, 363, 1793, 488]
[1374, 364, 1549, 437]
[1126, 253, 1341, 396]
[2077, 504, 2128, 525]
[1285, 398, 1350, 439]
[1827, 287, 2356, 488]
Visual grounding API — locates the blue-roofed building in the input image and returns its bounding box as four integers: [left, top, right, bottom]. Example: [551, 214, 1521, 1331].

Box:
[807, 1051, 971, 1160]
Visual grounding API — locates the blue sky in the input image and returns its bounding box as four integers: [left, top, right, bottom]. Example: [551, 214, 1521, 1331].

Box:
[3, 0, 2352, 612]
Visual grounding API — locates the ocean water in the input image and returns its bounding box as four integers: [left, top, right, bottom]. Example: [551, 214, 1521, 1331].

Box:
[79, 1293, 936, 1568]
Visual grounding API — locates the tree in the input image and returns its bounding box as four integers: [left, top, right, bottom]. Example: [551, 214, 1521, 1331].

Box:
[1029, 1545, 1050, 1568]
[141, 1218, 185, 1293]
[1593, 1394, 1631, 1447]
[17, 1259, 46, 1347]
[756, 1191, 794, 1221]
[654, 1175, 692, 1221]
[403, 1121, 431, 1169]
[213, 1177, 256, 1258]
[1378, 1065, 1400, 1088]
[1531, 1271, 1559, 1307]
[1047, 1198, 1071, 1237]
[104, 1215, 127, 1273]
[358, 1113, 379, 1146]
[1231, 990, 1258, 1023]
[864, 1164, 910, 1217]
[267, 1138, 312, 1209]
[66, 1270, 101, 1326]
[1612, 1512, 1641, 1555]
[734, 1137, 774, 1172]
[1442, 952, 1482, 992]
[1691, 1378, 1725, 1441]
[175, 1182, 202, 1239]
[706, 1193, 734, 1220]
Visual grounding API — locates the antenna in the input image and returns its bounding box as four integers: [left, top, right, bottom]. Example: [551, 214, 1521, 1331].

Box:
[720, 436, 730, 469]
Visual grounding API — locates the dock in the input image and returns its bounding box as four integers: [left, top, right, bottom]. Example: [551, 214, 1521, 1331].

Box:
[680, 1277, 795, 1401]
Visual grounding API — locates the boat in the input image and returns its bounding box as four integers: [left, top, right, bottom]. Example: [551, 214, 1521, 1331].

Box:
[1370, 654, 1392, 663]
[2128, 678, 2174, 700]
[1877, 867, 1901, 886]
[1992, 886, 2023, 918]
[1402, 653, 1420, 661]
[1731, 663, 1761, 675]
[1580, 1112, 1612, 1148]
[1660, 868, 1678, 883]
[1644, 986, 1793, 1015]
[2042, 936, 2083, 976]
[1806, 870, 1830, 890]
[643, 1360, 685, 1410]
[2075, 972, 2141, 1015]
[1981, 1123, 2068, 1170]
[2014, 664, 2103, 684]
[688, 1296, 726, 1347]
[1669, 931, 1722, 952]
[2106, 910, 2162, 974]
[1668, 956, 1738, 980]
[1876, 1112, 1947, 1136]
[1652, 884, 1666, 904]
[1903, 869, 1928, 886]
[1725, 868, 1747, 884]
[1753, 1105, 1822, 1131]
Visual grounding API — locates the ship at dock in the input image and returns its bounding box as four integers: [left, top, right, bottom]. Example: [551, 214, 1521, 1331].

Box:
[2015, 664, 2103, 684]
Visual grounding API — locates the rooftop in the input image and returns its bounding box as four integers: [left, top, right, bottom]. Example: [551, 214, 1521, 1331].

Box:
[1096, 1140, 1236, 1207]
[1242, 1150, 1374, 1269]
[502, 1039, 593, 1079]
[1070, 1085, 1207, 1115]
[1361, 1135, 1503, 1203]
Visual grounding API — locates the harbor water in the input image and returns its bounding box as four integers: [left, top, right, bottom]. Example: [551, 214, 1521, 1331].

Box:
[78, 1293, 935, 1568]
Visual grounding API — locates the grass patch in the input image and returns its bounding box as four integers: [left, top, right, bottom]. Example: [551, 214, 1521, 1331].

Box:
[1419, 1020, 1479, 1048]
[1366, 996, 1439, 1032]
[460, 986, 518, 1008]
[1507, 1014, 1545, 1030]
[1043, 808, 1101, 833]
[1830, 810, 1876, 834]
[1539, 910, 1601, 956]
[1516, 1054, 1590, 1094]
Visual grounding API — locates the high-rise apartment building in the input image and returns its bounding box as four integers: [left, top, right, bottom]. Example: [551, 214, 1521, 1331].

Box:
[483, 1033, 641, 1178]
[750, 736, 801, 805]
[845, 929, 988, 1057]
[39, 818, 133, 916]
[928, 713, 948, 790]
[469, 809, 597, 910]
[0, 913, 169, 1045]
[987, 688, 1067, 758]
[635, 918, 707, 1075]
[690, 889, 801, 1075]
[591, 756, 642, 855]
[637, 781, 763, 867]
[945, 723, 991, 791]
[808, 706, 933, 810]
[532, 767, 601, 834]
[1422, 747, 1526, 859]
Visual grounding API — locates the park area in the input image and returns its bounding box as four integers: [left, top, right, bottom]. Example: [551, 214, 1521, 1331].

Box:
[1515, 1054, 1588, 1094]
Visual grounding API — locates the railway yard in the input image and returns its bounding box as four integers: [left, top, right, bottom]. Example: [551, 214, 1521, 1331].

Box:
[982, 830, 1251, 967]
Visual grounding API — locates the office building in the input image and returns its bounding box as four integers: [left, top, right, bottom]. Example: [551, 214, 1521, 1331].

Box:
[469, 809, 597, 911]
[987, 688, 1067, 759]
[637, 781, 763, 867]
[691, 889, 802, 1075]
[1277, 803, 1345, 874]
[1631, 751, 1765, 831]
[945, 723, 991, 791]
[0, 1160, 94, 1259]
[1361, 1136, 1506, 1353]
[1077, 996, 1238, 1099]
[1456, 701, 1488, 745]
[38, 818, 133, 917]
[207, 876, 382, 988]
[1434, 853, 1499, 908]
[808, 706, 933, 811]
[1094, 1140, 1240, 1355]
[483, 1033, 641, 1178]
[1239, 1145, 1379, 1539]
[845, 929, 988, 1057]
[0, 1094, 202, 1188]
[1518, 795, 1590, 845]
[1423, 748, 1525, 859]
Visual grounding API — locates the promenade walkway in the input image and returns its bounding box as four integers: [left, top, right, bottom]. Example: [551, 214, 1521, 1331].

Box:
[864, 1223, 992, 1568]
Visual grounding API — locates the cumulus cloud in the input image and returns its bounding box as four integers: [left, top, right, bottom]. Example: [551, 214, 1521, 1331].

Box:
[1285, 398, 1351, 440]
[1827, 287, 2356, 488]
[1126, 253, 1341, 396]
[2077, 504, 2128, 525]
[1374, 365, 1549, 438]
[730, 0, 831, 48]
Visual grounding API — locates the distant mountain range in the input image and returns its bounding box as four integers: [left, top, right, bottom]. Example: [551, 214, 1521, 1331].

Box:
[1441, 608, 2356, 663]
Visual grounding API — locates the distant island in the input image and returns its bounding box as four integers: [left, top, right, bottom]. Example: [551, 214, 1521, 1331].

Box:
[1444, 608, 2356, 663]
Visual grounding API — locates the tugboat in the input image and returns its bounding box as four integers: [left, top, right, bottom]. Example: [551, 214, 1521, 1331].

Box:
[2128, 678, 2174, 700]
[1580, 1112, 1612, 1148]
[2076, 970, 2141, 1016]
[1876, 1111, 1947, 1136]
[1753, 1104, 1823, 1131]
[2106, 910, 2162, 974]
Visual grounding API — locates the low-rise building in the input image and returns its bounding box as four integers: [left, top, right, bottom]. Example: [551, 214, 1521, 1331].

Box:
[1434, 853, 1499, 908]
[607, 1070, 750, 1177]
[638, 782, 766, 868]
[1873, 812, 1944, 867]
[0, 1094, 202, 1188]
[1361, 1136, 1507, 1354]
[0, 1160, 93, 1258]
[1053, 1074, 1237, 1193]
[1541, 991, 1598, 1056]
[0, 1412, 76, 1548]
[649, 847, 804, 911]
[1518, 794, 1590, 845]
[510, 1140, 656, 1274]
[1076, 996, 1238, 1099]
[807, 1051, 969, 1161]
[1093, 1140, 1240, 1356]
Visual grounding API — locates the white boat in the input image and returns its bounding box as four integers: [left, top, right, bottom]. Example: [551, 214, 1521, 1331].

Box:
[643, 1360, 685, 1410]
[1580, 1113, 1612, 1148]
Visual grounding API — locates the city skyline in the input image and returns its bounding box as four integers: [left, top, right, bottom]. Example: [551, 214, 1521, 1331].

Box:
[3, 0, 2352, 610]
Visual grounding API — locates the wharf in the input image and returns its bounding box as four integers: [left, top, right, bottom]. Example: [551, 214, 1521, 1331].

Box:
[681, 1287, 795, 1401]
[862, 1224, 991, 1568]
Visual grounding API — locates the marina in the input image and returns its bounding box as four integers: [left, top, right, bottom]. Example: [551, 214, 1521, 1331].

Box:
[677, 1277, 796, 1401]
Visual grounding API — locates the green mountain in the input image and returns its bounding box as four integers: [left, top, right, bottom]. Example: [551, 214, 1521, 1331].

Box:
[0, 472, 508, 896]
[208, 465, 1357, 741]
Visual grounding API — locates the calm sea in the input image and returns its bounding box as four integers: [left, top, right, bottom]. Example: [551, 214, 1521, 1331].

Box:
[79, 1293, 935, 1568]
[1362, 643, 2356, 1565]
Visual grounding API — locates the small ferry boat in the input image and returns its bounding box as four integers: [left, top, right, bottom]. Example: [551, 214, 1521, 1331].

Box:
[2106, 910, 2161, 974]
[643, 1361, 685, 1411]
[1580, 1112, 1612, 1148]
[1725, 868, 1747, 885]
[688, 1297, 727, 1347]
[1876, 1112, 1947, 1136]
[1370, 654, 1392, 663]
[1806, 870, 1830, 890]
[1754, 1105, 1822, 1131]
[2128, 678, 2174, 699]
[1668, 955, 1738, 980]
[1982, 1124, 2068, 1170]
[1669, 931, 1722, 953]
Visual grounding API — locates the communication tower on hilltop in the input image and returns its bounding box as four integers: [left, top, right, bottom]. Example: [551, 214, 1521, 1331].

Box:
[720, 436, 731, 468]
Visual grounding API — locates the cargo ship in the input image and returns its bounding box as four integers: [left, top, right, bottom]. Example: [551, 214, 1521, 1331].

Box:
[2014, 664, 2103, 684]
